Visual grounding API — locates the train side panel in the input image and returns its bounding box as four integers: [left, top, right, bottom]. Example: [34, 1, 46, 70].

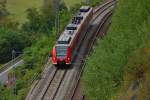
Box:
[69, 8, 93, 59]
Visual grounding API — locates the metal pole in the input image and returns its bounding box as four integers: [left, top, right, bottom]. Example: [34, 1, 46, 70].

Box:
[57, 10, 60, 35]
[55, 13, 57, 39]
[55, 0, 60, 39]
[12, 50, 16, 100]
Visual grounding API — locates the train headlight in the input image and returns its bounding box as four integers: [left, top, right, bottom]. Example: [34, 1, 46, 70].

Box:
[53, 57, 57, 61]
[67, 57, 70, 61]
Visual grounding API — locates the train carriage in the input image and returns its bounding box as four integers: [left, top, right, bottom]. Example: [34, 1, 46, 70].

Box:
[51, 6, 93, 66]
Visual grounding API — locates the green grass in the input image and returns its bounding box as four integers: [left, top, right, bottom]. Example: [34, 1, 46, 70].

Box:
[6, 0, 43, 24]
[83, 0, 150, 99]
[112, 46, 150, 100]
[5, 0, 82, 24]
[64, 0, 82, 8]
[0, 64, 3, 69]
[5, 0, 90, 24]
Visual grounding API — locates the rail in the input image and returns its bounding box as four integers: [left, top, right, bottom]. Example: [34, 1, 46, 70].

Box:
[94, 0, 116, 13]
[0, 55, 22, 73]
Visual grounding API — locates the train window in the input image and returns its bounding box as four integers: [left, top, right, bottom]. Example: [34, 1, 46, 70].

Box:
[58, 35, 71, 44]
[72, 15, 83, 24]
[56, 46, 67, 58]
[64, 30, 74, 35]
[76, 15, 83, 20]
[80, 6, 90, 12]
[68, 30, 74, 35]
[66, 24, 77, 30]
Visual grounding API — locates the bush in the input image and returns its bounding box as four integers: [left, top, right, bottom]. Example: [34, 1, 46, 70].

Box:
[0, 28, 29, 63]
[83, 0, 150, 99]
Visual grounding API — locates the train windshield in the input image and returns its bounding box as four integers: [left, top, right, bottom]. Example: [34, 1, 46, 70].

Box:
[56, 46, 67, 58]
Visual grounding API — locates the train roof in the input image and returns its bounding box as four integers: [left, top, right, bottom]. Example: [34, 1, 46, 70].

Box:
[56, 6, 92, 47]
[66, 24, 77, 30]
[58, 34, 71, 44]
[80, 6, 90, 12]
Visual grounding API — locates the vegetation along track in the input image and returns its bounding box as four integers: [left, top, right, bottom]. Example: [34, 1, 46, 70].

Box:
[67, 4, 116, 100]
[26, 0, 116, 100]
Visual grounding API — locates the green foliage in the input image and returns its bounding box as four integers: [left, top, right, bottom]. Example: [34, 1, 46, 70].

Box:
[23, 35, 56, 69]
[89, 0, 103, 6]
[0, 0, 19, 30]
[64, 0, 101, 8]
[0, 83, 13, 100]
[0, 17, 19, 30]
[83, 0, 150, 100]
[64, 0, 82, 8]
[22, 0, 67, 34]
[6, 0, 43, 23]
[0, 28, 29, 63]
[114, 47, 150, 99]
[115, 7, 150, 100]
[0, 0, 8, 17]
[22, 8, 42, 33]
[22, 7, 55, 34]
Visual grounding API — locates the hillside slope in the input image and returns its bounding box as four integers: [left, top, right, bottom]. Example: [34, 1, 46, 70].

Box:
[83, 0, 150, 99]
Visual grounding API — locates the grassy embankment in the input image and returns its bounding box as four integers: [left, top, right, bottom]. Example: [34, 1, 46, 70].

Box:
[0, 64, 3, 69]
[83, 0, 150, 100]
[64, 0, 82, 8]
[6, 0, 43, 24]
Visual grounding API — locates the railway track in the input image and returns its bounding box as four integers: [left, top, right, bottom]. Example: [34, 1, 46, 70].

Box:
[26, 0, 117, 100]
[0, 55, 22, 73]
[26, 65, 57, 100]
[94, 0, 116, 14]
[42, 69, 66, 100]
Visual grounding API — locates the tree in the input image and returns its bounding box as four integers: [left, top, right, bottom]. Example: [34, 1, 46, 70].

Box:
[0, 28, 27, 63]
[22, 0, 67, 34]
[0, 0, 8, 17]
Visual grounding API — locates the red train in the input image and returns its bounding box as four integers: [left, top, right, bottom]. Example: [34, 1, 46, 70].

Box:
[51, 6, 93, 65]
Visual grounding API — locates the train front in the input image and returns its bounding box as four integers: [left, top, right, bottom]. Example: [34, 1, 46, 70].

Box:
[51, 45, 71, 66]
